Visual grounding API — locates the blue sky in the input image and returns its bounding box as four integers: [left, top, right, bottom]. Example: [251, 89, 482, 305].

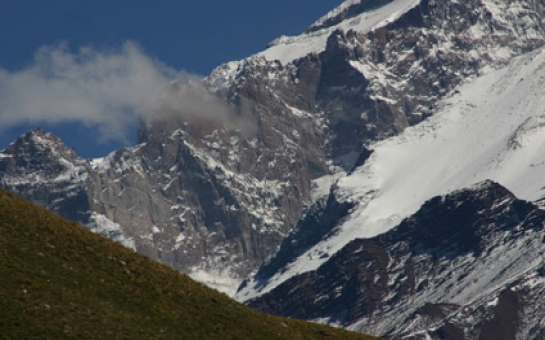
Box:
[0, 0, 342, 158]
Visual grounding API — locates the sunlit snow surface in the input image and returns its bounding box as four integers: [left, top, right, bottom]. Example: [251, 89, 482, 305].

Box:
[258, 0, 420, 65]
[187, 268, 242, 296]
[87, 212, 136, 250]
[236, 46, 545, 301]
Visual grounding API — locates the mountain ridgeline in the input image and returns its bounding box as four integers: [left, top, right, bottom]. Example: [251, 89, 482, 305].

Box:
[247, 181, 545, 339]
[2, 0, 545, 339]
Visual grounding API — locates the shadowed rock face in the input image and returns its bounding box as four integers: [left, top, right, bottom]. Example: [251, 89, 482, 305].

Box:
[248, 181, 545, 339]
[1, 0, 545, 295]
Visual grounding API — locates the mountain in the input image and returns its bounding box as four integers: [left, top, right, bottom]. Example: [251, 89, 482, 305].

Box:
[0, 188, 377, 339]
[3, 0, 544, 296]
[2, 0, 545, 337]
[245, 180, 545, 339]
[0, 128, 91, 225]
[237, 39, 545, 302]
[230, 0, 545, 336]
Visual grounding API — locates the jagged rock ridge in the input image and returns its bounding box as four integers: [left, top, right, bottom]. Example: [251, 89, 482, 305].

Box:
[248, 181, 545, 339]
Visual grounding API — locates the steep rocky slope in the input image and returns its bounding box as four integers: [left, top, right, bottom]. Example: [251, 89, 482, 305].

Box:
[233, 6, 545, 336]
[247, 181, 545, 339]
[237, 41, 545, 303]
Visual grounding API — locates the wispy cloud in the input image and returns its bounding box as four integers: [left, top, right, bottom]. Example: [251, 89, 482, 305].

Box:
[148, 80, 257, 137]
[0, 41, 251, 144]
[0, 42, 177, 142]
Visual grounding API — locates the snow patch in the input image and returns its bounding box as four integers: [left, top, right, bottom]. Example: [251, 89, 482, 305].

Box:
[311, 172, 346, 202]
[188, 268, 242, 297]
[87, 212, 136, 250]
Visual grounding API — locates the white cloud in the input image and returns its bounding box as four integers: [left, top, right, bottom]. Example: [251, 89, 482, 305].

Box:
[0, 41, 257, 146]
[0, 42, 179, 143]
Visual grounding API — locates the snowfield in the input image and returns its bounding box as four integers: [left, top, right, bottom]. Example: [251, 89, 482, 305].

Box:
[236, 45, 545, 302]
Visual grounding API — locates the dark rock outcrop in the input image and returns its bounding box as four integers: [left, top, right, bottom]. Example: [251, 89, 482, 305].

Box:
[248, 181, 545, 339]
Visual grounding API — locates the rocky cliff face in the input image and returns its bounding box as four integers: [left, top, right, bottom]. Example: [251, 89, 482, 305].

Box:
[248, 181, 545, 339]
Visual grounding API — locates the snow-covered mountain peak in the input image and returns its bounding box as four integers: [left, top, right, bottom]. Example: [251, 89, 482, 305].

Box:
[260, 0, 420, 65]
[208, 0, 545, 97]
[206, 0, 422, 88]
[0, 128, 86, 178]
[0, 129, 92, 224]
[307, 0, 397, 33]
[204, 0, 545, 301]
[3, 127, 67, 153]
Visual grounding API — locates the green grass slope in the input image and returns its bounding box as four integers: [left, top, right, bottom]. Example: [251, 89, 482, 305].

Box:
[0, 189, 380, 339]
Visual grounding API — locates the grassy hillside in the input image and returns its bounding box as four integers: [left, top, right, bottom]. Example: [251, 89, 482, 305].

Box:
[0, 189, 379, 339]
